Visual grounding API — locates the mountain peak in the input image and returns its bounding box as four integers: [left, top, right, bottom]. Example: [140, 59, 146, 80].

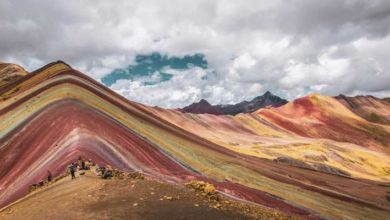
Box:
[55, 60, 71, 67]
[180, 98, 222, 115]
[0, 63, 29, 88]
[198, 98, 211, 105]
[264, 91, 272, 96]
[180, 92, 287, 115]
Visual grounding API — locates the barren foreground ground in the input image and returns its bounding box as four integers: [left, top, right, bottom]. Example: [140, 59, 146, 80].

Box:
[0, 171, 297, 220]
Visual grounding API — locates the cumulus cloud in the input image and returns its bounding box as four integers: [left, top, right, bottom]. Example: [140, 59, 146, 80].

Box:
[1, 0, 390, 107]
[111, 67, 209, 108]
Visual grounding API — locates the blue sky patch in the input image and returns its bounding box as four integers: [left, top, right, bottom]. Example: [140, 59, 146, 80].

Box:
[102, 53, 208, 86]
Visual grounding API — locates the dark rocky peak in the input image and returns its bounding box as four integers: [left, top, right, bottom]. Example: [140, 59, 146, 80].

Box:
[180, 91, 287, 115]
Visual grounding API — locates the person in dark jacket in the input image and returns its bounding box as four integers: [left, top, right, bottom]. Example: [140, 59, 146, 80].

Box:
[47, 170, 53, 182]
[69, 163, 76, 179]
[81, 160, 86, 170]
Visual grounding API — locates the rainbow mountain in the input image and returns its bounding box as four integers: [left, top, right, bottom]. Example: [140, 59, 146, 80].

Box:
[0, 61, 389, 219]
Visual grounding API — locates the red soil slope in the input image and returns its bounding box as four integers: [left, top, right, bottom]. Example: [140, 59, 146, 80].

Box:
[257, 94, 390, 151]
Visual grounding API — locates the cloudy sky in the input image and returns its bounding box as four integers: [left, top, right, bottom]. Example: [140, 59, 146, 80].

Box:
[1, 0, 390, 108]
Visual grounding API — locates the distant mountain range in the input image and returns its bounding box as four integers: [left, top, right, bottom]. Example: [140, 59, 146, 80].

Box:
[179, 91, 288, 115]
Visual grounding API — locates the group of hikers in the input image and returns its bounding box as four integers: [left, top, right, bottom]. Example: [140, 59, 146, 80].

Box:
[31, 157, 115, 192]
[44, 157, 95, 182]
[67, 157, 95, 179]
[64, 157, 114, 180]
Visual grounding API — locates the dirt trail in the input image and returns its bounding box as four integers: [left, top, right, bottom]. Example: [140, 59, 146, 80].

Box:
[0, 171, 298, 220]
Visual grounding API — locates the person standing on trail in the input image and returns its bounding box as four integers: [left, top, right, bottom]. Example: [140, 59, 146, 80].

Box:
[47, 170, 53, 182]
[81, 160, 86, 170]
[69, 163, 76, 179]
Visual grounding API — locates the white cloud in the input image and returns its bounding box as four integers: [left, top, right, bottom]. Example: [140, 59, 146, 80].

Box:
[110, 66, 268, 108]
[1, 0, 390, 107]
[111, 67, 208, 108]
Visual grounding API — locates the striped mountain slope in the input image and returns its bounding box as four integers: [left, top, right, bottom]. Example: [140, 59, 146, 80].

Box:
[0, 61, 389, 219]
